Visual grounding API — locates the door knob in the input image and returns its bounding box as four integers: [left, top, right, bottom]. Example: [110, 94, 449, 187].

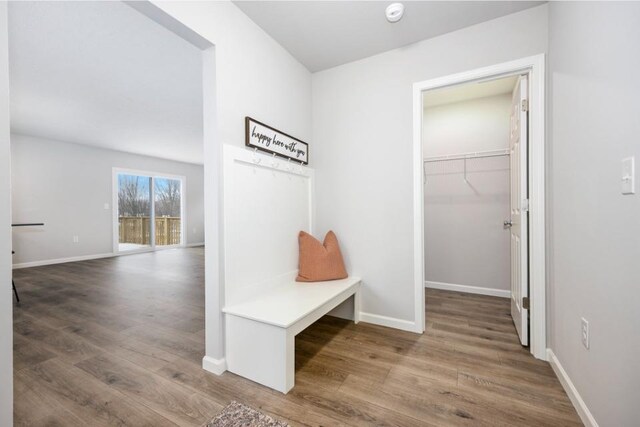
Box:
[503, 220, 513, 228]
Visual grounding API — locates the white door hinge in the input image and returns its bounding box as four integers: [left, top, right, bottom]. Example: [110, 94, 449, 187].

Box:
[522, 198, 530, 212]
[521, 99, 529, 112]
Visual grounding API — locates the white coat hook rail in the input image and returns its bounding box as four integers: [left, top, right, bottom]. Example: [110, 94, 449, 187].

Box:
[287, 158, 303, 175]
[244, 148, 308, 175]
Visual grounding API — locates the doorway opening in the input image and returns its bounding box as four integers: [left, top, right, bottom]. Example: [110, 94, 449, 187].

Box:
[5, 1, 222, 423]
[412, 55, 546, 359]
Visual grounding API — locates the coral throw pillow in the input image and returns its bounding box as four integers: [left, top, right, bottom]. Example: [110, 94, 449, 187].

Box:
[296, 231, 348, 282]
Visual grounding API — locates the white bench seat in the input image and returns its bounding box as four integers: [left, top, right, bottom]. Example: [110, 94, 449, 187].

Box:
[223, 276, 362, 328]
[223, 276, 361, 393]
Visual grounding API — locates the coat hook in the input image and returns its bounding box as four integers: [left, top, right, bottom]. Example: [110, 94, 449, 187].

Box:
[252, 147, 261, 164]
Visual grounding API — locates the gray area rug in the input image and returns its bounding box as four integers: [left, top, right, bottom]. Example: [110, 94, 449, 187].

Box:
[205, 401, 290, 427]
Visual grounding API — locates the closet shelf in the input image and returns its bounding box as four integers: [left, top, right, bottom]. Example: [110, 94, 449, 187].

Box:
[423, 148, 510, 163]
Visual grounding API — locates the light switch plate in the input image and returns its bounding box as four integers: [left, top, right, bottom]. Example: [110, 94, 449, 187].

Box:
[622, 157, 635, 195]
[581, 317, 589, 349]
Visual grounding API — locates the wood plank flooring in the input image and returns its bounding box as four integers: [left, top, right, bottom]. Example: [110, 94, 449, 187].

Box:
[12, 248, 581, 426]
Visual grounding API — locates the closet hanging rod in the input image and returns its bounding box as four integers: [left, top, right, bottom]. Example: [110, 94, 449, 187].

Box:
[423, 149, 510, 163]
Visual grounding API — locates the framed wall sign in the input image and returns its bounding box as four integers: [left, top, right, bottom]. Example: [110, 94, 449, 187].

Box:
[245, 117, 309, 165]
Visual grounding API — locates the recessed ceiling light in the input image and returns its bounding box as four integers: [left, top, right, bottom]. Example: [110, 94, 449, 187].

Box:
[385, 3, 405, 23]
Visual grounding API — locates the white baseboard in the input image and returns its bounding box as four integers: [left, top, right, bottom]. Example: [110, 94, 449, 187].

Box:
[12, 252, 116, 269]
[359, 312, 421, 333]
[185, 242, 205, 247]
[12, 244, 204, 269]
[425, 280, 510, 298]
[202, 355, 227, 375]
[547, 349, 599, 427]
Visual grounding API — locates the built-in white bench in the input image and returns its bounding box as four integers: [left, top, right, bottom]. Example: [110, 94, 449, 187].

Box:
[223, 276, 361, 393]
[219, 145, 360, 393]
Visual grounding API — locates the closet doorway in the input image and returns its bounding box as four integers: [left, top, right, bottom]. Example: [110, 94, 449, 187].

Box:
[412, 55, 546, 360]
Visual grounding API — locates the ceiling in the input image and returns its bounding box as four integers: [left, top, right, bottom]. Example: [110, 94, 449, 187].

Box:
[423, 75, 518, 108]
[8, 1, 203, 165]
[233, 1, 544, 72]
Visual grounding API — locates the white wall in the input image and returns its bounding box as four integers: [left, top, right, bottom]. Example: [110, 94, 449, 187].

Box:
[0, 3, 13, 425]
[150, 1, 312, 150]
[548, 2, 640, 426]
[423, 95, 511, 293]
[423, 94, 511, 156]
[143, 1, 312, 367]
[312, 5, 548, 327]
[11, 134, 204, 265]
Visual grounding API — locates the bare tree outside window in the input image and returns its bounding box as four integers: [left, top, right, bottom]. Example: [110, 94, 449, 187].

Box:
[118, 175, 151, 217]
[117, 174, 182, 249]
[154, 178, 181, 217]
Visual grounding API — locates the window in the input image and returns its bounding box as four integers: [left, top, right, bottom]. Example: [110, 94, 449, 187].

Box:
[154, 177, 182, 247]
[114, 169, 185, 252]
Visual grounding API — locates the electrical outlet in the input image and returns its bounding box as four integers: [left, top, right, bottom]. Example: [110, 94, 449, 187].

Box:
[73, 235, 79, 244]
[104, 203, 110, 210]
[581, 317, 589, 349]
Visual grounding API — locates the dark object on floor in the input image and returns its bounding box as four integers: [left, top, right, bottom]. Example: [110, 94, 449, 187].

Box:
[12, 280, 19, 303]
[11, 250, 19, 303]
[10, 223, 45, 303]
[205, 401, 289, 427]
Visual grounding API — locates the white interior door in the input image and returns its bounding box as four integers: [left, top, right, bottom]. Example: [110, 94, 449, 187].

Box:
[508, 75, 529, 346]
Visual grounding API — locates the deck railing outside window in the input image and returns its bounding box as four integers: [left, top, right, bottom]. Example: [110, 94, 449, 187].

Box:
[118, 216, 181, 246]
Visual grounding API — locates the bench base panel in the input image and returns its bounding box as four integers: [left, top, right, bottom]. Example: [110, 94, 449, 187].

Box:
[226, 315, 294, 393]
[225, 286, 360, 393]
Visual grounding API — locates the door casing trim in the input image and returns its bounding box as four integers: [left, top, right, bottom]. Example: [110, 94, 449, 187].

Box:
[412, 54, 546, 359]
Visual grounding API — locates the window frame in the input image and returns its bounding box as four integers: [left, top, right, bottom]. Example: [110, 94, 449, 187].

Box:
[112, 167, 187, 254]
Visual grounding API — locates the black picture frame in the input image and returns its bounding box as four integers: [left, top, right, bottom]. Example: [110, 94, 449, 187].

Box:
[245, 117, 309, 165]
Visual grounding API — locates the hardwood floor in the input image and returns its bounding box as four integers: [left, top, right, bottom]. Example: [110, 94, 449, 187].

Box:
[12, 248, 581, 426]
